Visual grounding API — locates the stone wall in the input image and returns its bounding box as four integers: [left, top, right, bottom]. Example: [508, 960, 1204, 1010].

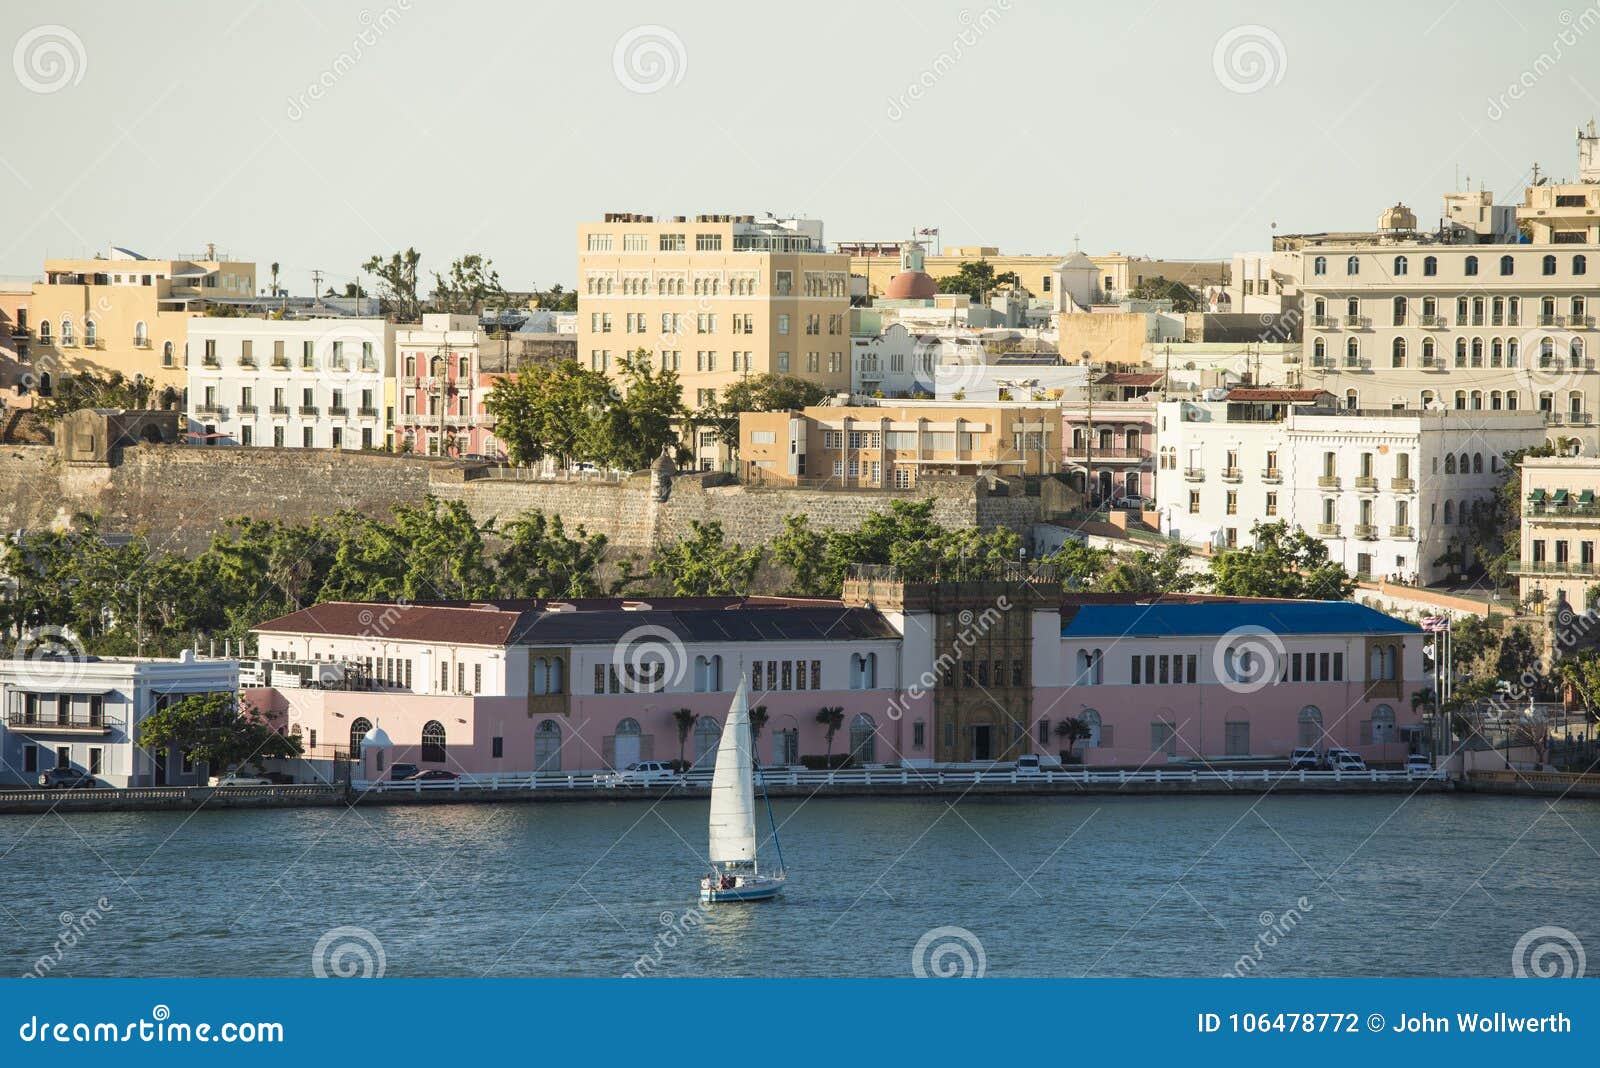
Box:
[0, 444, 1046, 552]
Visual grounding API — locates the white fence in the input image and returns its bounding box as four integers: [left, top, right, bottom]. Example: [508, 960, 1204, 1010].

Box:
[352, 767, 1448, 793]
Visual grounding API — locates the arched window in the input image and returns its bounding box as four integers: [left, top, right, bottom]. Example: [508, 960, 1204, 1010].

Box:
[1079, 709, 1102, 748]
[1472, 453, 1483, 473]
[38, 320, 51, 344]
[420, 720, 446, 763]
[1470, 338, 1483, 367]
[1543, 254, 1557, 276]
[850, 652, 877, 689]
[612, 716, 643, 768]
[1346, 336, 1360, 363]
[1393, 255, 1408, 276]
[1423, 255, 1437, 276]
[83, 319, 96, 346]
[1573, 338, 1586, 365]
[350, 717, 372, 754]
[693, 717, 721, 766]
[535, 719, 562, 771]
[162, 340, 174, 367]
[1470, 390, 1483, 411]
[60, 318, 75, 345]
[1391, 337, 1406, 367]
[38, 371, 51, 396]
[1454, 338, 1467, 367]
[1491, 338, 1503, 367]
[1344, 388, 1358, 409]
[1370, 704, 1397, 743]
[1392, 295, 1407, 324]
[1346, 255, 1360, 275]
[1313, 337, 1326, 363]
[1575, 254, 1588, 276]
[694, 654, 723, 692]
[133, 320, 148, 346]
[1298, 706, 1323, 746]
[849, 713, 877, 764]
[1444, 500, 1455, 523]
[532, 658, 549, 695]
[1313, 256, 1327, 276]
[1421, 337, 1435, 366]
[1465, 255, 1478, 276]
[1499, 254, 1515, 276]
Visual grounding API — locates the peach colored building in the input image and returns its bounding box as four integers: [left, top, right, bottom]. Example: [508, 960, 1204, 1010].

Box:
[394, 313, 503, 458]
[738, 401, 1061, 488]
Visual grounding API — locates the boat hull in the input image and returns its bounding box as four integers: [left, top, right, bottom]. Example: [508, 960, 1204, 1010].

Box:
[699, 876, 784, 903]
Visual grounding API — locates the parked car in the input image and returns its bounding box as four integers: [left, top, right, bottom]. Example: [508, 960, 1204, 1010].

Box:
[405, 769, 459, 783]
[1404, 754, 1434, 776]
[1014, 755, 1044, 776]
[37, 767, 96, 790]
[609, 760, 681, 786]
[1112, 495, 1154, 511]
[1332, 752, 1367, 773]
[1288, 747, 1320, 771]
[1322, 746, 1356, 770]
[388, 763, 419, 782]
[209, 772, 272, 787]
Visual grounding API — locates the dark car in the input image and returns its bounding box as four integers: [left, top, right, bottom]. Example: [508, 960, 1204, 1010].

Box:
[388, 763, 419, 782]
[38, 768, 96, 790]
[406, 769, 458, 782]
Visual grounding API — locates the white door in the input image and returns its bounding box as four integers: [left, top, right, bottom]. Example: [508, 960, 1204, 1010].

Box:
[615, 733, 641, 768]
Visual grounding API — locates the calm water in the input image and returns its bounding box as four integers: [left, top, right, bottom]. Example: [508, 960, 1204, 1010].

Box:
[2, 794, 1595, 978]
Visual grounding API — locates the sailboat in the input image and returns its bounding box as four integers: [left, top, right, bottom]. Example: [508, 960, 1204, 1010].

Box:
[700, 679, 786, 903]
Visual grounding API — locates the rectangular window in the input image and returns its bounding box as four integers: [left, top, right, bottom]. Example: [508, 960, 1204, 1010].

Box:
[811, 660, 821, 689]
[1131, 655, 1142, 684]
[1037, 719, 1050, 745]
[1332, 652, 1344, 681]
[781, 661, 792, 690]
[88, 747, 103, 774]
[1319, 652, 1331, 681]
[474, 664, 482, 693]
[913, 721, 925, 748]
[1186, 654, 1196, 683]
[594, 663, 606, 694]
[1224, 722, 1250, 756]
[492, 737, 504, 758]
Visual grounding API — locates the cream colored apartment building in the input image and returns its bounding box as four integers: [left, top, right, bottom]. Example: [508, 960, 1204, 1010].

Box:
[576, 214, 851, 408]
[1515, 454, 1600, 612]
[844, 243, 1228, 303]
[26, 246, 256, 399]
[739, 401, 1060, 488]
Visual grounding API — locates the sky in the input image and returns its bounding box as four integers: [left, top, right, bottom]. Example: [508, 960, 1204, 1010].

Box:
[3, 0, 1600, 297]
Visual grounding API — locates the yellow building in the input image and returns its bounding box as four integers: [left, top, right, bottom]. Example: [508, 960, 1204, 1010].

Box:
[844, 242, 1228, 303]
[739, 401, 1060, 488]
[27, 246, 256, 399]
[576, 214, 852, 408]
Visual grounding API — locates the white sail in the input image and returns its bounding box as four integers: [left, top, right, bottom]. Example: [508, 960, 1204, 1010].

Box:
[707, 679, 758, 864]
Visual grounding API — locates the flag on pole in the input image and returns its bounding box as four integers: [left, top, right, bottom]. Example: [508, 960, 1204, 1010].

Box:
[1420, 615, 1450, 632]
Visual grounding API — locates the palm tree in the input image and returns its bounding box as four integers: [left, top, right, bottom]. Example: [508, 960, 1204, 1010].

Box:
[672, 708, 698, 769]
[1054, 717, 1091, 762]
[269, 262, 280, 297]
[816, 706, 845, 765]
[748, 705, 769, 765]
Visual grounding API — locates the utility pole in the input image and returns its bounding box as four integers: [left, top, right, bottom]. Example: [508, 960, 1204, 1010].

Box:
[310, 269, 325, 303]
[1082, 351, 1094, 505]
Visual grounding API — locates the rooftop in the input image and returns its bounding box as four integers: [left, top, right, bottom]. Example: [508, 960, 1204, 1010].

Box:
[1060, 600, 1418, 639]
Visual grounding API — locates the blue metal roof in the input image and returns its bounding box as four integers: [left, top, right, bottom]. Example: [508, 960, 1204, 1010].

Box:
[1060, 601, 1419, 640]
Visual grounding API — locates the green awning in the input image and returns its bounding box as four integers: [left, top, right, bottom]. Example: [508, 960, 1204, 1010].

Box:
[1530, 488, 1547, 503]
[1580, 490, 1595, 506]
[1555, 489, 1571, 504]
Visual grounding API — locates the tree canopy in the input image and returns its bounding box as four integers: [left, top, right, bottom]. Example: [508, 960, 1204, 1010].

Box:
[934, 259, 1025, 301]
[1129, 275, 1203, 312]
[1207, 521, 1354, 600]
[693, 373, 829, 455]
[136, 691, 301, 774]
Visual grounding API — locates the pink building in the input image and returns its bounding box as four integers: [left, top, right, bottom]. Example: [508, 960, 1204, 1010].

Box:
[245, 587, 1427, 777]
[394, 313, 501, 459]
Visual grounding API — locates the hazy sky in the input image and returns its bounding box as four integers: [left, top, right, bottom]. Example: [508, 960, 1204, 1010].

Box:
[4, 0, 1599, 296]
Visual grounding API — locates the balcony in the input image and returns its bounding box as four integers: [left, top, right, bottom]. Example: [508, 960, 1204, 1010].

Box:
[1541, 314, 1561, 327]
[1221, 468, 1242, 483]
[239, 357, 256, 369]
[269, 404, 290, 416]
[201, 358, 220, 369]
[271, 357, 290, 369]
[196, 403, 222, 417]
[329, 405, 349, 417]
[1511, 560, 1600, 576]
[5, 710, 110, 735]
[1261, 468, 1282, 483]
[1355, 476, 1378, 490]
[1420, 314, 1447, 328]
[1571, 315, 1596, 329]
[1062, 446, 1148, 463]
[1183, 468, 1205, 482]
[1312, 315, 1340, 329]
[298, 405, 319, 416]
[237, 403, 258, 415]
[1389, 525, 1414, 540]
[1344, 315, 1371, 329]
[1317, 523, 1340, 536]
[358, 406, 379, 418]
[1391, 477, 1415, 492]
[1317, 475, 1340, 489]
[132, 336, 151, 349]
[1354, 523, 1378, 540]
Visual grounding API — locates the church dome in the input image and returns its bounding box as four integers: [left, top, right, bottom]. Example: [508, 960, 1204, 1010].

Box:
[884, 270, 938, 300]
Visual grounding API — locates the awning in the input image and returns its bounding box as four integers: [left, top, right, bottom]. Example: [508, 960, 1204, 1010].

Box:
[1529, 488, 1547, 503]
[1580, 490, 1595, 506]
[1555, 489, 1571, 505]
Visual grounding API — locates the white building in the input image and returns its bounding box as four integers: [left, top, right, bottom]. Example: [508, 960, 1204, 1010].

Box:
[0, 653, 239, 787]
[851, 323, 935, 398]
[1154, 389, 1547, 584]
[187, 317, 396, 449]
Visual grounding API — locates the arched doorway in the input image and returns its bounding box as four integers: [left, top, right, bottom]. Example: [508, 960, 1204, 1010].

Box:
[849, 713, 877, 764]
[614, 717, 642, 768]
[1080, 709, 1102, 749]
[1370, 704, 1396, 745]
[349, 717, 372, 755]
[1298, 705, 1323, 747]
[693, 717, 721, 767]
[420, 720, 446, 763]
[534, 719, 562, 772]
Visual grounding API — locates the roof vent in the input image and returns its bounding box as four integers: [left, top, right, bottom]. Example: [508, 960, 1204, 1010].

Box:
[622, 600, 653, 611]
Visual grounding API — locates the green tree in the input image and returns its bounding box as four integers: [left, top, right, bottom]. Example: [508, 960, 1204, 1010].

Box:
[588, 349, 685, 471]
[935, 260, 1025, 301]
[363, 248, 422, 320]
[1129, 275, 1203, 312]
[1208, 521, 1354, 600]
[533, 284, 578, 311]
[748, 705, 769, 759]
[672, 708, 698, 768]
[644, 521, 761, 596]
[816, 706, 845, 764]
[431, 253, 506, 315]
[1053, 717, 1092, 761]
[37, 372, 152, 420]
[495, 512, 608, 599]
[693, 373, 828, 456]
[1096, 544, 1196, 595]
[483, 358, 613, 467]
[1495, 625, 1541, 693]
[136, 691, 301, 775]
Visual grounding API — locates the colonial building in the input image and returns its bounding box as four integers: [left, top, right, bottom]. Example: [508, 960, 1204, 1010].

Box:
[738, 401, 1061, 488]
[1154, 389, 1547, 583]
[1514, 453, 1600, 612]
[185, 317, 395, 450]
[28, 245, 256, 398]
[394, 313, 502, 458]
[0, 652, 239, 788]
[245, 585, 1426, 776]
[577, 212, 852, 408]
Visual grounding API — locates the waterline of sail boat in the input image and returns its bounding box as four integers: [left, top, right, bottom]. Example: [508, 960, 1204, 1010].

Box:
[700, 677, 786, 904]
